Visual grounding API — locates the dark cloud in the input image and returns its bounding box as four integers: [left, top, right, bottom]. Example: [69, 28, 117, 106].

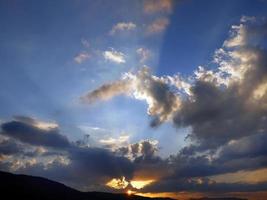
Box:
[218, 133, 267, 161]
[0, 117, 135, 191]
[1, 118, 71, 148]
[173, 20, 267, 151]
[117, 140, 159, 160]
[68, 146, 134, 181]
[0, 139, 22, 156]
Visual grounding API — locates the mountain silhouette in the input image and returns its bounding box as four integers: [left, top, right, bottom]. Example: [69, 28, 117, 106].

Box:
[0, 171, 247, 200]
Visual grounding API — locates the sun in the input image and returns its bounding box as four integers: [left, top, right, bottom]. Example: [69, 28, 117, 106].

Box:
[127, 190, 133, 195]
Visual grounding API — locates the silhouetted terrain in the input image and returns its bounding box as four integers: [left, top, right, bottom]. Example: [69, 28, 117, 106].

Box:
[0, 171, 247, 200]
[0, 171, 172, 200]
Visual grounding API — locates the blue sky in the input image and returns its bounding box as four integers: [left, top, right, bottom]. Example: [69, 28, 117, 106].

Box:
[1, 0, 266, 153]
[1, 0, 267, 198]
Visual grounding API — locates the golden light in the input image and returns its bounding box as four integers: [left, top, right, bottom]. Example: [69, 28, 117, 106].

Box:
[135, 192, 203, 200]
[130, 179, 155, 189]
[106, 176, 129, 189]
[127, 190, 133, 195]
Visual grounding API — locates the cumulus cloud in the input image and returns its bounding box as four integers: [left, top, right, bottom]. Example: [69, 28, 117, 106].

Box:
[146, 18, 169, 34]
[81, 67, 182, 126]
[173, 17, 267, 150]
[144, 0, 173, 14]
[103, 49, 126, 64]
[109, 22, 136, 35]
[116, 140, 159, 162]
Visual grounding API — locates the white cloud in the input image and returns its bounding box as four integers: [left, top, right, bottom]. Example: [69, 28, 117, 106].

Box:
[223, 24, 247, 47]
[74, 52, 91, 64]
[103, 49, 126, 64]
[99, 135, 130, 150]
[110, 22, 136, 35]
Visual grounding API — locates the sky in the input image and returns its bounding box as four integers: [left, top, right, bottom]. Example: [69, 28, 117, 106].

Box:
[1, 0, 267, 199]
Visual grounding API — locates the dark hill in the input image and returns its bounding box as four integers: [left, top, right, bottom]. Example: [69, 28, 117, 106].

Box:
[0, 170, 172, 200]
[0, 171, 247, 200]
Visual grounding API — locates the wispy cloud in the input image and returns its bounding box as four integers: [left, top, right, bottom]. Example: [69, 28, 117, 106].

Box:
[146, 18, 169, 35]
[136, 48, 151, 63]
[144, 0, 173, 14]
[74, 52, 91, 64]
[109, 22, 136, 35]
[103, 48, 126, 64]
[81, 38, 90, 48]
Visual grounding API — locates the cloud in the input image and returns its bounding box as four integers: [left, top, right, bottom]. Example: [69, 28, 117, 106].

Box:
[0, 117, 136, 190]
[136, 48, 151, 63]
[74, 52, 91, 64]
[80, 79, 131, 104]
[146, 18, 169, 34]
[103, 49, 126, 64]
[116, 139, 159, 162]
[109, 22, 136, 35]
[99, 135, 130, 150]
[78, 17, 267, 194]
[0, 117, 70, 148]
[141, 177, 267, 193]
[173, 17, 267, 150]
[81, 38, 90, 48]
[209, 167, 267, 185]
[81, 67, 182, 126]
[144, 0, 173, 14]
[0, 138, 23, 156]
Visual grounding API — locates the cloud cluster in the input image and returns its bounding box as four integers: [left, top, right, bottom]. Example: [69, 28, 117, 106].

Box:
[116, 140, 159, 162]
[174, 18, 267, 150]
[79, 17, 267, 193]
[0, 117, 135, 190]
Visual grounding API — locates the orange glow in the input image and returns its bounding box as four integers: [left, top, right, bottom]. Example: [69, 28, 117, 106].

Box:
[106, 176, 129, 189]
[127, 190, 133, 195]
[135, 192, 203, 200]
[106, 176, 155, 190]
[209, 167, 267, 184]
[130, 179, 155, 189]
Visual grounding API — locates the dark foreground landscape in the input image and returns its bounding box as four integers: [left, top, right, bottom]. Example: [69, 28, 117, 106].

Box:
[0, 171, 246, 200]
